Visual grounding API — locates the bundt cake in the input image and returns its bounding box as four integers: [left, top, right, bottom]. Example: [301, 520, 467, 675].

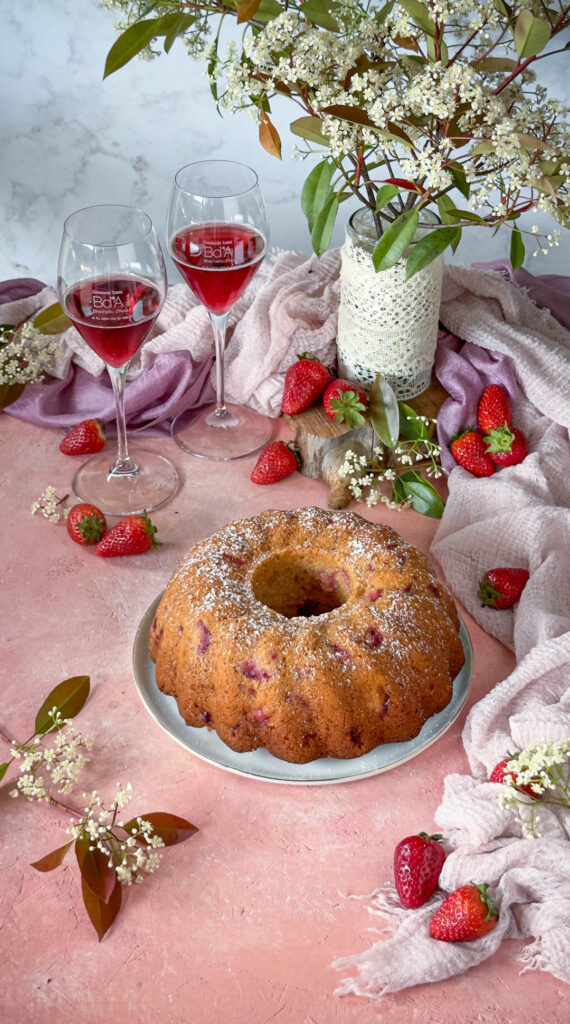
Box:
[149, 507, 465, 764]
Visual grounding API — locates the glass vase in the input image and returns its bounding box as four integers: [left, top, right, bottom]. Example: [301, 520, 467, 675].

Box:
[336, 207, 443, 399]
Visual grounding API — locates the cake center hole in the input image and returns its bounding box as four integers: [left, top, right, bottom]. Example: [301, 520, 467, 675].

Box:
[252, 555, 351, 618]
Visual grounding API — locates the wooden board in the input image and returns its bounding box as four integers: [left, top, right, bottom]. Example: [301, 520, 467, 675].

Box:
[284, 373, 449, 508]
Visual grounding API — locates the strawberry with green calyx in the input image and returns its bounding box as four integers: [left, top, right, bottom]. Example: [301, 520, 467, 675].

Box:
[281, 353, 332, 415]
[394, 832, 446, 909]
[95, 511, 160, 558]
[484, 425, 528, 467]
[449, 429, 495, 477]
[60, 418, 106, 456]
[323, 378, 368, 427]
[477, 384, 513, 434]
[429, 883, 499, 942]
[250, 441, 300, 484]
[66, 503, 107, 546]
[478, 567, 529, 609]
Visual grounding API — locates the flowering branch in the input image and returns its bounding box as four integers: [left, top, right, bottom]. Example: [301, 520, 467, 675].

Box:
[1, 675, 198, 940]
[495, 739, 570, 839]
[103, 1, 570, 274]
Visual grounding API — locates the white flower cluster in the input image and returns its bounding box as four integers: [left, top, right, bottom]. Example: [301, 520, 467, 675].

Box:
[9, 708, 92, 800]
[30, 486, 69, 523]
[496, 738, 570, 839]
[67, 785, 165, 885]
[0, 321, 58, 386]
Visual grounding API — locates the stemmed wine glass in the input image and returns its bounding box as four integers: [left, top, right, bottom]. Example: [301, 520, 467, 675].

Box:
[167, 160, 272, 460]
[58, 205, 179, 516]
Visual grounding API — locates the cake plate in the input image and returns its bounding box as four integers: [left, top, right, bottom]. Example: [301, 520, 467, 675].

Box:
[133, 594, 473, 786]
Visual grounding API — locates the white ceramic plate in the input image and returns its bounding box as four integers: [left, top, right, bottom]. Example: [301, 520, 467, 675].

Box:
[133, 594, 473, 786]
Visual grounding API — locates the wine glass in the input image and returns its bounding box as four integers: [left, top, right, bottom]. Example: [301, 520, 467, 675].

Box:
[58, 204, 180, 516]
[167, 160, 272, 460]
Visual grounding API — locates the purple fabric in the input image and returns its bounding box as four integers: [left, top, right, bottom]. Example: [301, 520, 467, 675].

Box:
[6, 351, 215, 436]
[0, 278, 45, 306]
[1, 278, 215, 436]
[436, 260, 570, 473]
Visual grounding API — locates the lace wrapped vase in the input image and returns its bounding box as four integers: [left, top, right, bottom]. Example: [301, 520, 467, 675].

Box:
[336, 208, 443, 399]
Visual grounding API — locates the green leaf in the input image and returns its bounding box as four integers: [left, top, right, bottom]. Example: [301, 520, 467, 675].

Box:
[510, 227, 525, 271]
[0, 760, 12, 781]
[31, 841, 74, 872]
[0, 381, 26, 410]
[369, 374, 399, 450]
[76, 837, 117, 904]
[122, 812, 198, 847]
[372, 210, 419, 272]
[451, 227, 462, 253]
[300, 0, 340, 31]
[161, 13, 197, 53]
[475, 57, 518, 72]
[438, 206, 483, 223]
[427, 35, 448, 64]
[399, 471, 445, 518]
[34, 675, 90, 735]
[513, 11, 551, 58]
[81, 873, 122, 942]
[405, 225, 461, 280]
[104, 19, 162, 78]
[301, 160, 335, 233]
[449, 163, 470, 199]
[398, 0, 436, 36]
[311, 195, 339, 258]
[251, 0, 283, 25]
[398, 402, 429, 441]
[516, 132, 554, 152]
[375, 184, 400, 212]
[33, 302, 72, 335]
[290, 116, 329, 147]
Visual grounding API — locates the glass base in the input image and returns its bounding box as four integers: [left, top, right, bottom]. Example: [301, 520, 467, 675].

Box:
[72, 446, 180, 516]
[171, 403, 273, 461]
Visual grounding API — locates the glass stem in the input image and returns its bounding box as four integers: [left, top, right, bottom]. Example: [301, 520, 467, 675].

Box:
[209, 311, 231, 420]
[107, 364, 138, 476]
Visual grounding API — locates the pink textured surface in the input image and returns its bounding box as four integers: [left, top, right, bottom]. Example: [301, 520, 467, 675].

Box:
[1, 415, 564, 1024]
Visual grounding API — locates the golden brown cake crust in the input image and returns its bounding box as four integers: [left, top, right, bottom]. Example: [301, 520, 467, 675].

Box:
[149, 507, 465, 764]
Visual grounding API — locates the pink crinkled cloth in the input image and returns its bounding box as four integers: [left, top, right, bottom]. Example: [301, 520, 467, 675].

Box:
[335, 262, 570, 1000]
[0, 250, 340, 434]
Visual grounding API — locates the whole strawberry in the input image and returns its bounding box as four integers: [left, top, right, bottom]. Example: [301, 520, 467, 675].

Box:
[60, 418, 105, 456]
[250, 441, 299, 485]
[478, 567, 529, 609]
[281, 353, 332, 415]
[66, 502, 107, 546]
[429, 883, 499, 942]
[323, 378, 368, 427]
[484, 426, 528, 467]
[95, 510, 159, 557]
[394, 832, 446, 909]
[489, 757, 539, 798]
[477, 384, 513, 434]
[450, 429, 495, 477]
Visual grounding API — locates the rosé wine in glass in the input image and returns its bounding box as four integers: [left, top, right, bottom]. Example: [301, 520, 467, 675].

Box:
[167, 160, 271, 461]
[58, 204, 179, 515]
[64, 275, 162, 368]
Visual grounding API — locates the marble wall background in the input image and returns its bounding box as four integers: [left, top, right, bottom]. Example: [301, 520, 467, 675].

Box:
[1, 0, 568, 287]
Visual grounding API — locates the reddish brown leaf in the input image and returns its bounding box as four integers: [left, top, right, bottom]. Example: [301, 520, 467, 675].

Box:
[122, 812, 198, 847]
[321, 104, 375, 127]
[75, 837, 117, 903]
[383, 176, 426, 194]
[81, 874, 122, 942]
[259, 113, 282, 159]
[31, 840, 74, 872]
[237, 0, 263, 23]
